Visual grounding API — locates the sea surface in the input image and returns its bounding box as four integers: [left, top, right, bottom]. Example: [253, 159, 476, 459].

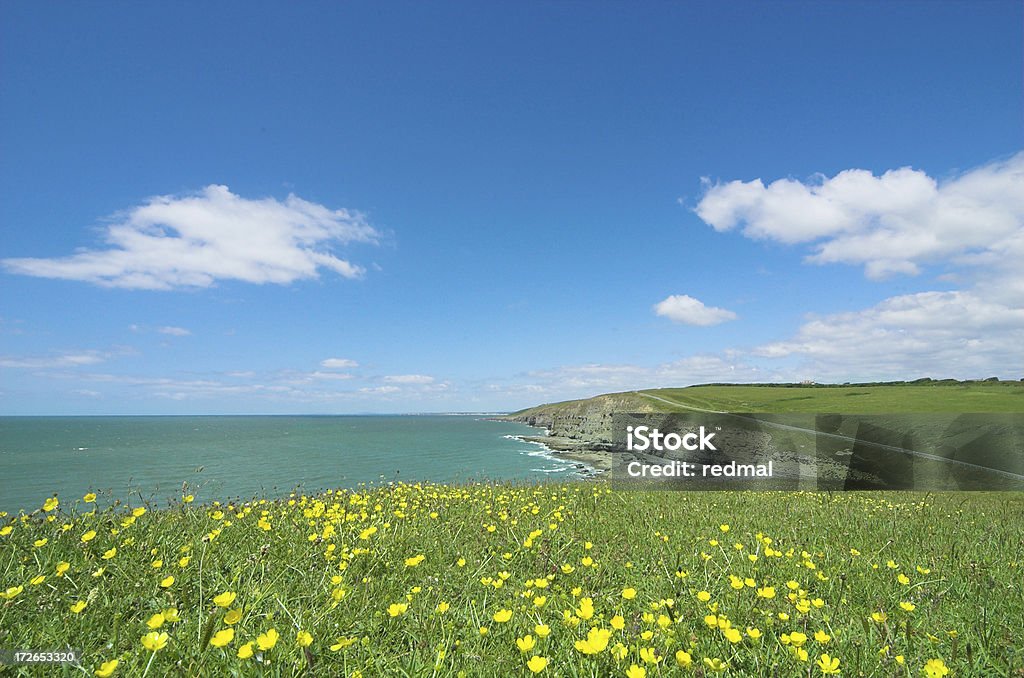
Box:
[0, 415, 575, 513]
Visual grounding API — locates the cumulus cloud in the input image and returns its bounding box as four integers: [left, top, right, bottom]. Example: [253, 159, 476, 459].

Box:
[383, 374, 435, 384]
[157, 326, 191, 336]
[2, 185, 380, 290]
[695, 153, 1024, 280]
[320, 358, 359, 369]
[654, 295, 737, 326]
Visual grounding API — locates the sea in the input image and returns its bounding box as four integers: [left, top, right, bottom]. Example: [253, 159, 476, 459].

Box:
[0, 415, 578, 514]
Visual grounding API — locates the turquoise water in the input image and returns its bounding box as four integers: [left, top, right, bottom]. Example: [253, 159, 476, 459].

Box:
[0, 416, 574, 513]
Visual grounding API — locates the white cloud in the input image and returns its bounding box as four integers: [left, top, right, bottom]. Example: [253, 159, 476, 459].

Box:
[654, 294, 737, 326]
[320, 358, 359, 369]
[309, 371, 354, 381]
[158, 326, 191, 336]
[0, 352, 106, 368]
[695, 153, 1024, 280]
[383, 374, 435, 384]
[2, 185, 380, 290]
[753, 289, 1024, 381]
[360, 385, 401, 394]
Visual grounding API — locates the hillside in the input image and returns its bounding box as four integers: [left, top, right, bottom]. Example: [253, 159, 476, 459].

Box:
[501, 380, 1024, 477]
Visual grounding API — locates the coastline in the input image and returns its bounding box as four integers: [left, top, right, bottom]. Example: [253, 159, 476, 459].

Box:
[506, 428, 613, 479]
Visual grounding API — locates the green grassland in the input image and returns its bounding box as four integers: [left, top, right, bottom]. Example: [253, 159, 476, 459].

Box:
[512, 380, 1024, 418]
[2, 484, 1023, 677]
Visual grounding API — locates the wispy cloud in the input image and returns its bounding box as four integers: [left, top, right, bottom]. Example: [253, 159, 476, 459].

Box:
[383, 374, 435, 384]
[753, 289, 1024, 381]
[0, 351, 106, 369]
[157, 326, 191, 336]
[320, 358, 359, 369]
[654, 294, 737, 326]
[2, 185, 380, 290]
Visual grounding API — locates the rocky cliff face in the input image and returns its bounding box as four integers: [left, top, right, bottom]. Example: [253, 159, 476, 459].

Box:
[504, 392, 655, 445]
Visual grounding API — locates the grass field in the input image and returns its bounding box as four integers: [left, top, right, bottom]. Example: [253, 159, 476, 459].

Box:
[3, 483, 1022, 677]
[636, 381, 1024, 415]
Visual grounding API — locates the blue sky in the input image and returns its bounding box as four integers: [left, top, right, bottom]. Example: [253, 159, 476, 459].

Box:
[1, 1, 1021, 414]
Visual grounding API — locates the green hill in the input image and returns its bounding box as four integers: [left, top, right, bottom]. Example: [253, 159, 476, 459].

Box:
[510, 379, 1024, 418]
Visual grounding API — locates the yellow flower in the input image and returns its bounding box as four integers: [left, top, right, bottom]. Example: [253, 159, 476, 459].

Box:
[516, 635, 536, 653]
[84, 493, 97, 503]
[747, 627, 762, 640]
[900, 601, 916, 612]
[70, 600, 88, 614]
[625, 665, 646, 678]
[330, 636, 358, 651]
[43, 497, 59, 512]
[526, 655, 549, 673]
[297, 630, 313, 647]
[388, 602, 408, 617]
[224, 608, 243, 625]
[675, 650, 693, 668]
[789, 631, 808, 647]
[102, 548, 117, 560]
[817, 653, 841, 674]
[0, 526, 11, 536]
[723, 627, 743, 643]
[610, 615, 625, 630]
[696, 590, 711, 602]
[160, 576, 174, 589]
[622, 587, 637, 599]
[210, 628, 234, 648]
[30, 574, 45, 586]
[574, 627, 611, 655]
[183, 494, 194, 503]
[213, 591, 237, 608]
[132, 507, 147, 518]
[1, 585, 23, 600]
[34, 538, 48, 547]
[639, 647, 660, 664]
[576, 598, 594, 620]
[756, 586, 775, 599]
[814, 630, 831, 644]
[535, 624, 551, 638]
[404, 554, 425, 567]
[141, 631, 169, 652]
[923, 658, 949, 678]
[871, 611, 887, 623]
[237, 642, 254, 659]
[897, 573, 910, 585]
[146, 613, 165, 629]
[94, 659, 118, 676]
[163, 608, 180, 622]
[493, 608, 513, 623]
[81, 530, 97, 542]
[479, 626, 489, 636]
[256, 628, 279, 651]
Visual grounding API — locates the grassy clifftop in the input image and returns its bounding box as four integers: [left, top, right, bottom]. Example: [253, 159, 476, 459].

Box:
[510, 379, 1024, 420]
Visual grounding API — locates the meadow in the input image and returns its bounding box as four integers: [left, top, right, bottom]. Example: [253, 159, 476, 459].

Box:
[634, 381, 1024, 415]
[2, 483, 1022, 677]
